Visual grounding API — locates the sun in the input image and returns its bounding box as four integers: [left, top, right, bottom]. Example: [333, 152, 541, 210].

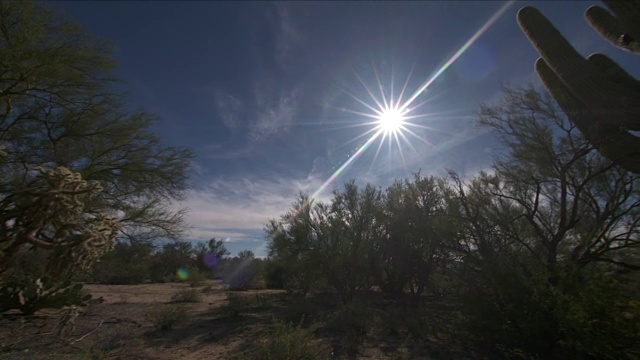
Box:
[376, 107, 407, 134]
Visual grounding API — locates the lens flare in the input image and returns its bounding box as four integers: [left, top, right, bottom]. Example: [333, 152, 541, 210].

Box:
[399, 1, 515, 112]
[176, 267, 189, 280]
[203, 253, 218, 268]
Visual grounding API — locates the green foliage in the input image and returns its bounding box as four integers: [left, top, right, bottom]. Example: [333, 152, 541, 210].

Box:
[264, 259, 287, 289]
[452, 85, 640, 358]
[0, 0, 193, 317]
[375, 174, 459, 298]
[170, 288, 201, 303]
[251, 320, 331, 360]
[193, 238, 230, 276]
[266, 194, 324, 295]
[88, 241, 154, 284]
[223, 253, 262, 290]
[265, 85, 640, 358]
[149, 241, 195, 282]
[318, 182, 381, 303]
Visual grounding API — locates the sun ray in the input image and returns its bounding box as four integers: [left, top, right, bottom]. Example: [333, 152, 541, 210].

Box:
[368, 137, 387, 175]
[342, 84, 384, 115]
[396, 61, 416, 108]
[393, 131, 407, 169]
[312, 129, 384, 199]
[371, 62, 389, 111]
[354, 72, 386, 114]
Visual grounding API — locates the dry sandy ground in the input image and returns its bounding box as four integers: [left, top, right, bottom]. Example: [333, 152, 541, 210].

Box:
[0, 281, 453, 359]
[0, 281, 284, 360]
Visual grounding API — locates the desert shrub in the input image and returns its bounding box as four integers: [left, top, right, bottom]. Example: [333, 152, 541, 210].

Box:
[170, 288, 201, 303]
[326, 300, 372, 340]
[281, 297, 319, 326]
[254, 293, 273, 309]
[90, 262, 149, 285]
[201, 285, 214, 294]
[187, 269, 209, 287]
[219, 292, 253, 317]
[144, 305, 187, 331]
[461, 264, 640, 359]
[249, 276, 267, 290]
[251, 320, 331, 360]
[264, 260, 287, 289]
[87, 242, 154, 285]
[224, 258, 257, 290]
[84, 323, 140, 358]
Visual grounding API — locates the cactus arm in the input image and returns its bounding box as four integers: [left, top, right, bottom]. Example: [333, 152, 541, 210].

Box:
[516, 6, 640, 132]
[516, 7, 611, 95]
[585, 1, 640, 54]
[585, 6, 636, 53]
[587, 53, 640, 92]
[535, 58, 640, 173]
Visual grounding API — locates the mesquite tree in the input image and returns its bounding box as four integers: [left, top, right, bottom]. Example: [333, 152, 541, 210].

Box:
[0, 1, 193, 314]
[452, 85, 640, 358]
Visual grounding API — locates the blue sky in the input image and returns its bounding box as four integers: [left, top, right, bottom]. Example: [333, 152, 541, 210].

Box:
[53, 1, 639, 256]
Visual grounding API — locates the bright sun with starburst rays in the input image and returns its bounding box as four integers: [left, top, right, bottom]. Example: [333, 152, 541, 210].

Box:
[309, 1, 516, 200]
[376, 105, 408, 135]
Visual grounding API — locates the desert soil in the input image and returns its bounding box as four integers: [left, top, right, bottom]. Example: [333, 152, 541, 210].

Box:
[0, 281, 285, 360]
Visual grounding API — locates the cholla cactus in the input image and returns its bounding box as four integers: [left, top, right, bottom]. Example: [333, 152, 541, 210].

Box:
[517, 1, 640, 173]
[0, 276, 91, 315]
[1, 166, 120, 273]
[0, 166, 120, 313]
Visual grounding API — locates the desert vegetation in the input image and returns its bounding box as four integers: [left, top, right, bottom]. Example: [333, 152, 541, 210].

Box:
[1, 1, 639, 359]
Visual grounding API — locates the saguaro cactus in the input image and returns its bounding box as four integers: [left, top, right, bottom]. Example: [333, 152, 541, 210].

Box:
[517, 1, 640, 173]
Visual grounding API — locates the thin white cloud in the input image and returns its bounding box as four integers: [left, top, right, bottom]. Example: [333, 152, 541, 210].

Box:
[176, 170, 332, 243]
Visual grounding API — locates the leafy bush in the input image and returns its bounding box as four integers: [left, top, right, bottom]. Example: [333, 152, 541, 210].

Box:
[264, 260, 287, 289]
[90, 262, 149, 285]
[251, 320, 330, 360]
[170, 288, 201, 303]
[144, 305, 187, 331]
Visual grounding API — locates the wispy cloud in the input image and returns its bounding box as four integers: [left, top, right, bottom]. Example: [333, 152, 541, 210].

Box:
[273, 3, 302, 70]
[213, 90, 246, 131]
[249, 87, 301, 141]
[208, 3, 305, 153]
[176, 170, 331, 244]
